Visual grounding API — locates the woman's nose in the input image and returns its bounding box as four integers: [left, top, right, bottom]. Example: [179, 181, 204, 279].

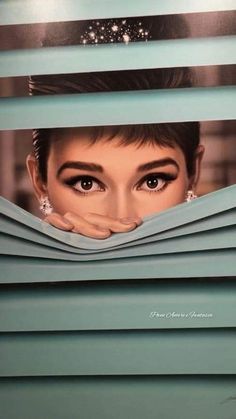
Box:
[107, 192, 139, 220]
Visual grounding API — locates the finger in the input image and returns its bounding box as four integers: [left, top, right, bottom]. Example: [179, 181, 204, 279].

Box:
[83, 213, 142, 232]
[44, 213, 74, 231]
[63, 212, 111, 239]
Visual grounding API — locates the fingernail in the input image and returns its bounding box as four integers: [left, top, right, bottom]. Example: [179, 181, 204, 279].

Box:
[120, 217, 142, 225]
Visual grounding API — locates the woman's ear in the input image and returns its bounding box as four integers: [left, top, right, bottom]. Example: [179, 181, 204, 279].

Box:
[189, 144, 205, 190]
[26, 154, 47, 202]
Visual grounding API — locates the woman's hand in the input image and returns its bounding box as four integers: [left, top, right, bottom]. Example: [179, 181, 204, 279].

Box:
[44, 212, 142, 239]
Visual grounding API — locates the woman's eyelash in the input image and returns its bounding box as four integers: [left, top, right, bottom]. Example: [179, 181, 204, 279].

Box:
[137, 172, 177, 184]
[145, 172, 176, 180]
[136, 172, 177, 193]
[63, 172, 176, 195]
[63, 175, 105, 191]
[64, 175, 99, 185]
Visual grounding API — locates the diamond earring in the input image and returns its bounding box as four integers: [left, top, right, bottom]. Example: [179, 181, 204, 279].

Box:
[186, 190, 197, 202]
[39, 196, 53, 215]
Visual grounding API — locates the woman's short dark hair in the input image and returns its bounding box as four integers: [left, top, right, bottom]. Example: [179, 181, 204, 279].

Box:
[29, 15, 200, 183]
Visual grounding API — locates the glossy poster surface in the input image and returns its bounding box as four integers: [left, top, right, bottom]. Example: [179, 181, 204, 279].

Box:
[0, 3, 236, 419]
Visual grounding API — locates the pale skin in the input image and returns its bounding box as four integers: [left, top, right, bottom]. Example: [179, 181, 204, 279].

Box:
[27, 128, 204, 239]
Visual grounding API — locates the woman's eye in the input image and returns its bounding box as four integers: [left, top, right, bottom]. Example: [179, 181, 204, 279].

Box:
[67, 176, 104, 193]
[138, 174, 168, 192]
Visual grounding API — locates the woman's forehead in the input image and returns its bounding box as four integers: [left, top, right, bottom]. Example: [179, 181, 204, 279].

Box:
[49, 131, 185, 168]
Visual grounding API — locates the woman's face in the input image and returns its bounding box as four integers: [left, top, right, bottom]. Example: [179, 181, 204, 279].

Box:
[30, 130, 203, 219]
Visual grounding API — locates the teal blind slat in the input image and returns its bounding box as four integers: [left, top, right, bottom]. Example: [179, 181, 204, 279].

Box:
[0, 86, 235, 130]
[1, 329, 236, 376]
[1, 210, 235, 256]
[1, 0, 235, 25]
[1, 377, 236, 419]
[0, 250, 235, 284]
[1, 226, 235, 259]
[1, 36, 235, 78]
[1, 281, 236, 332]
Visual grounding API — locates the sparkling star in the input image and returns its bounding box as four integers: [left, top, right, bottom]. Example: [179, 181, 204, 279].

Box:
[80, 19, 150, 45]
[112, 24, 118, 32]
[123, 34, 130, 44]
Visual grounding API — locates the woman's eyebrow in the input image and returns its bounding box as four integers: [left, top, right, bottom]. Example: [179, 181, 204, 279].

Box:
[57, 161, 103, 177]
[137, 158, 179, 172]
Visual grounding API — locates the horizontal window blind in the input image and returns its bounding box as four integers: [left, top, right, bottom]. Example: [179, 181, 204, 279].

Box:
[0, 3, 236, 419]
[0, 36, 235, 78]
[1, 280, 236, 331]
[0, 86, 235, 130]
[1, 250, 236, 283]
[1, 329, 236, 376]
[0, 0, 235, 25]
[0, 376, 236, 419]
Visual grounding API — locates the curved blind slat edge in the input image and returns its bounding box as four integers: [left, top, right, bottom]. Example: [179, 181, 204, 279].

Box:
[0, 0, 235, 26]
[1, 36, 235, 78]
[0, 250, 235, 283]
[0, 86, 235, 130]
